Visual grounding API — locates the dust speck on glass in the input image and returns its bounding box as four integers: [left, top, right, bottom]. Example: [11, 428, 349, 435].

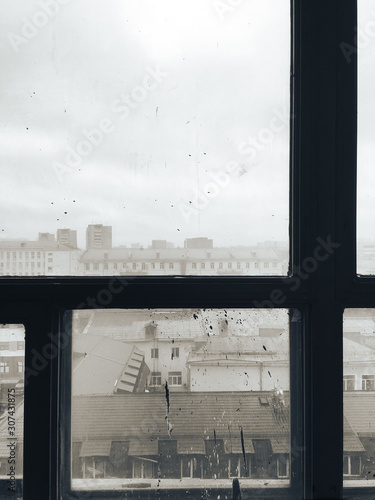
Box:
[69, 308, 291, 491]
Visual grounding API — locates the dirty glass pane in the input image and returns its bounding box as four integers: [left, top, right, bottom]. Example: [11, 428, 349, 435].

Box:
[68, 308, 294, 493]
[0, 0, 290, 276]
[343, 309, 375, 487]
[357, 1, 375, 274]
[0, 324, 25, 498]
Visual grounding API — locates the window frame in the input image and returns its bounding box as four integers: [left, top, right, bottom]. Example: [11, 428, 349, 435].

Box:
[0, 0, 369, 499]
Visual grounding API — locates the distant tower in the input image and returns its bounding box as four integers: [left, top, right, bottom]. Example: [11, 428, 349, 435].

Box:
[38, 232, 55, 243]
[86, 224, 112, 249]
[184, 237, 213, 249]
[57, 229, 77, 248]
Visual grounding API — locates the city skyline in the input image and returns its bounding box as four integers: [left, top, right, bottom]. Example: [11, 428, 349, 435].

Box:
[1, 0, 290, 249]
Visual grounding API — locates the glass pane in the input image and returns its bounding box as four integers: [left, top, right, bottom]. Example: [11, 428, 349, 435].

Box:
[357, 0, 375, 274]
[343, 309, 375, 486]
[66, 308, 295, 494]
[1, 0, 290, 276]
[0, 324, 25, 497]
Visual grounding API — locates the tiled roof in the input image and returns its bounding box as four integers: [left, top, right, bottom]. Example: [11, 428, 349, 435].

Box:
[72, 392, 290, 443]
[224, 437, 254, 454]
[177, 438, 206, 455]
[270, 437, 289, 454]
[344, 392, 375, 437]
[128, 439, 158, 456]
[189, 334, 289, 364]
[79, 247, 283, 263]
[79, 440, 112, 457]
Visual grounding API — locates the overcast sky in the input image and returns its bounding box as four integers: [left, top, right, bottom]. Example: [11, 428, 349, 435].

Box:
[1, 0, 291, 248]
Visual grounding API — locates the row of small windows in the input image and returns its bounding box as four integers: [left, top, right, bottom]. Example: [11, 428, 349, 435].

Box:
[1, 261, 43, 269]
[343, 374, 375, 391]
[0, 251, 47, 260]
[150, 348, 179, 359]
[83, 261, 280, 271]
[0, 342, 24, 350]
[0, 361, 24, 373]
[149, 371, 182, 387]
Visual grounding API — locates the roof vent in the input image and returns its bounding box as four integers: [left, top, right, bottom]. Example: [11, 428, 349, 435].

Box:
[259, 396, 269, 406]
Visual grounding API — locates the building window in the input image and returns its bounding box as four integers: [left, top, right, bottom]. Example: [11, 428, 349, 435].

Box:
[104, 263, 108, 270]
[171, 347, 179, 359]
[150, 372, 161, 386]
[132, 458, 155, 479]
[84, 264, 90, 271]
[343, 375, 355, 391]
[0, 362, 9, 373]
[228, 456, 251, 478]
[12, 252, 16, 259]
[160, 263, 164, 270]
[343, 455, 361, 476]
[264, 262, 269, 268]
[17, 341, 24, 350]
[219, 262, 223, 269]
[151, 348, 159, 359]
[17, 361, 24, 373]
[151, 263, 155, 269]
[93, 263, 99, 270]
[228, 263, 232, 269]
[277, 455, 290, 478]
[362, 375, 375, 391]
[181, 457, 203, 479]
[273, 262, 278, 268]
[113, 263, 118, 270]
[122, 263, 126, 268]
[210, 262, 215, 269]
[132, 263, 136, 270]
[192, 263, 196, 269]
[37, 252, 41, 258]
[0, 342, 8, 350]
[168, 372, 182, 386]
[142, 263, 147, 270]
[48, 258, 53, 263]
[246, 262, 250, 269]
[237, 262, 241, 270]
[83, 459, 106, 479]
[201, 263, 205, 269]
[31, 252, 35, 258]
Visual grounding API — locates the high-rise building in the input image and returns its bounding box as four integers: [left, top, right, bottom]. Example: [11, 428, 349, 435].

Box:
[38, 232, 55, 243]
[57, 228, 77, 248]
[86, 224, 112, 249]
[184, 237, 213, 249]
